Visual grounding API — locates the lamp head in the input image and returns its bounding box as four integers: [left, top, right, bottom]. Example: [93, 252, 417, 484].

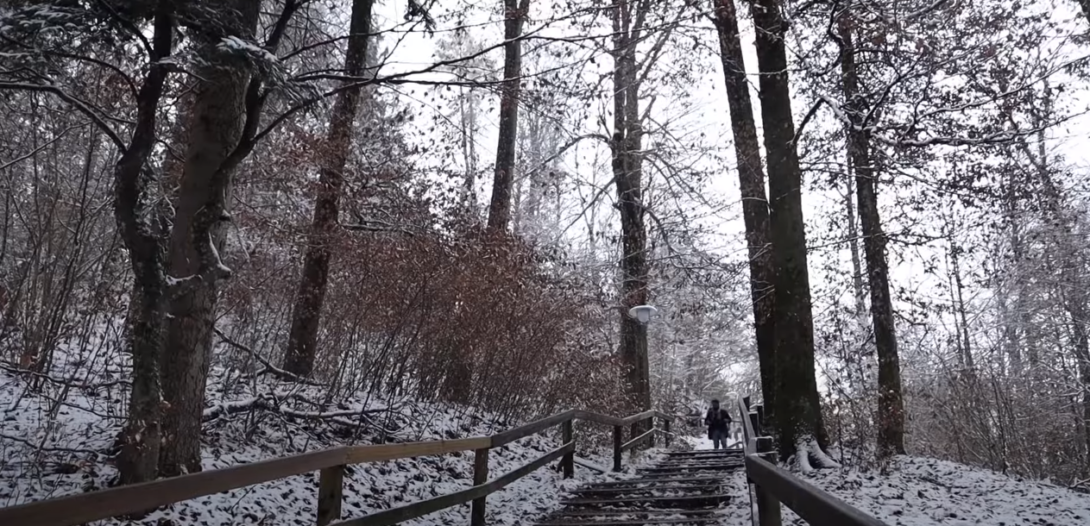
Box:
[627, 304, 658, 324]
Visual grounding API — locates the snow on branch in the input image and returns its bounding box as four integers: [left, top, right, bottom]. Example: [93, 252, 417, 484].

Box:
[813, 92, 1060, 149]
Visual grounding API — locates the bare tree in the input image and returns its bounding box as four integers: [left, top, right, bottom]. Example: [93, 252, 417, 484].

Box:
[283, 0, 377, 377]
[486, 0, 531, 232]
[111, 4, 177, 486]
[834, 5, 905, 457]
[746, 0, 832, 466]
[710, 0, 777, 424]
[159, 0, 262, 477]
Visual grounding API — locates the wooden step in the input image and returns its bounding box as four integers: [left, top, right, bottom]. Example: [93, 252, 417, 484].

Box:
[570, 484, 722, 496]
[560, 493, 731, 508]
[666, 449, 743, 456]
[655, 461, 743, 468]
[638, 464, 742, 473]
[582, 476, 721, 488]
[536, 517, 721, 526]
[550, 510, 718, 518]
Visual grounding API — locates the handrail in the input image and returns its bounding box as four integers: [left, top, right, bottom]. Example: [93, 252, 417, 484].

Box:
[0, 408, 672, 526]
[736, 398, 889, 526]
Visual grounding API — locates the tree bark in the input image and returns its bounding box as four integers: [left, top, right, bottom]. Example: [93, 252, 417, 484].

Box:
[486, 0, 531, 232]
[747, 0, 828, 457]
[710, 0, 776, 423]
[115, 6, 175, 486]
[158, 0, 261, 476]
[836, 13, 905, 458]
[611, 0, 651, 415]
[283, 0, 376, 377]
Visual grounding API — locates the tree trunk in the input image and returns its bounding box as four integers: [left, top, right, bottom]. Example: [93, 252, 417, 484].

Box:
[283, 0, 376, 377]
[486, 0, 531, 232]
[611, 0, 651, 415]
[710, 0, 776, 423]
[837, 14, 905, 458]
[115, 6, 175, 486]
[947, 234, 976, 372]
[747, 0, 828, 457]
[844, 155, 867, 321]
[158, 0, 261, 476]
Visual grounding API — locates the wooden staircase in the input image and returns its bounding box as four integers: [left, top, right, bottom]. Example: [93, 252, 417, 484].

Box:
[535, 449, 744, 526]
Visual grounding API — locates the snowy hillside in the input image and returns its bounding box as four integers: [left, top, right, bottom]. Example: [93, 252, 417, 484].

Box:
[783, 455, 1090, 526]
[0, 340, 660, 526]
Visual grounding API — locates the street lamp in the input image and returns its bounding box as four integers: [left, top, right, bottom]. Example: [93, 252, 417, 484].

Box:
[628, 304, 658, 324]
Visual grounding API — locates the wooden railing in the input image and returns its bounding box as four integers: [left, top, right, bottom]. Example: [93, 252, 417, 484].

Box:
[0, 409, 672, 526]
[736, 398, 888, 526]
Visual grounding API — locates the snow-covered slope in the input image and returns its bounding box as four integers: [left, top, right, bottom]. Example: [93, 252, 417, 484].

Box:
[788, 455, 1090, 526]
[0, 340, 659, 525]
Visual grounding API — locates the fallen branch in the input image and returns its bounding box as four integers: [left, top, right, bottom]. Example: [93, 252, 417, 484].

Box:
[213, 327, 321, 385]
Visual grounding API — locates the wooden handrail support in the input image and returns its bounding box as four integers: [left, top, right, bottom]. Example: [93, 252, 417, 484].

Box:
[735, 398, 890, 526]
[0, 409, 674, 526]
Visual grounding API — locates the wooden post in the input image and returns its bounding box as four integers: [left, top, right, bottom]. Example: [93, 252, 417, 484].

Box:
[754, 404, 765, 434]
[471, 448, 490, 526]
[561, 419, 574, 479]
[612, 425, 623, 472]
[754, 437, 781, 526]
[648, 418, 655, 449]
[755, 484, 783, 526]
[743, 396, 751, 411]
[664, 418, 671, 448]
[749, 411, 760, 437]
[756, 436, 776, 463]
[317, 465, 344, 526]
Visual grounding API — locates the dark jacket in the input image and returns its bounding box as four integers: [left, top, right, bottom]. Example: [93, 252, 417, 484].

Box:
[704, 407, 731, 431]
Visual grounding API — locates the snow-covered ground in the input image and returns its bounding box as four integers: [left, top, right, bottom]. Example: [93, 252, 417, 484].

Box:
[0, 336, 662, 525]
[790, 455, 1090, 526]
[681, 427, 1090, 526]
[8, 335, 1090, 526]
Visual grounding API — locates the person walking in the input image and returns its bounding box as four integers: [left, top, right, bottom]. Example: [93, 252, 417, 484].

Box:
[704, 399, 732, 450]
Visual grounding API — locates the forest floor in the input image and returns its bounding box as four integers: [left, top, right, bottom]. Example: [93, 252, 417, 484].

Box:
[0, 339, 663, 525]
[4, 336, 1090, 525]
[788, 453, 1090, 526]
[682, 432, 1090, 525]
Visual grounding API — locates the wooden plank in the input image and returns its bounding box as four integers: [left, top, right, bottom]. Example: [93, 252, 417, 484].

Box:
[571, 483, 723, 494]
[756, 483, 782, 526]
[612, 426, 623, 472]
[335, 442, 575, 526]
[317, 465, 345, 526]
[0, 447, 352, 526]
[492, 410, 576, 447]
[560, 493, 732, 506]
[561, 420, 574, 478]
[343, 437, 491, 463]
[621, 428, 655, 451]
[536, 516, 721, 526]
[582, 476, 720, 488]
[551, 509, 717, 517]
[470, 448, 489, 526]
[617, 410, 658, 426]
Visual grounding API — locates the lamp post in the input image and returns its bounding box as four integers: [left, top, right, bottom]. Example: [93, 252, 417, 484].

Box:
[626, 304, 657, 446]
